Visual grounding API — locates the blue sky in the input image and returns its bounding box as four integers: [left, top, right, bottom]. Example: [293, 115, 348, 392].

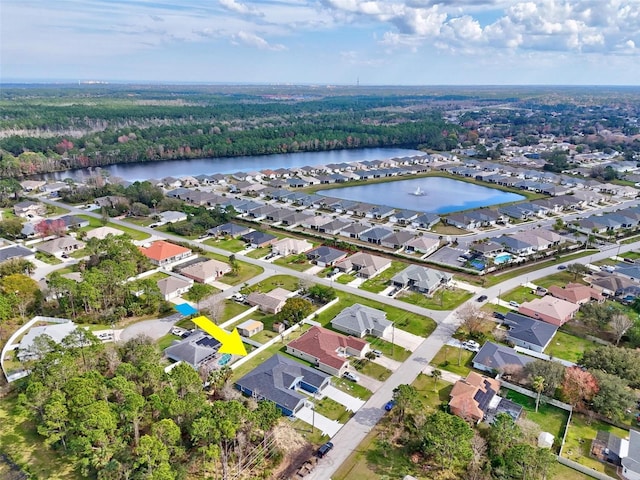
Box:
[2, 0, 639, 85]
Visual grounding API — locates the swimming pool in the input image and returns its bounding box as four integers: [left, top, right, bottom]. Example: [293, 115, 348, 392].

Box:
[494, 253, 513, 264]
[218, 353, 232, 366]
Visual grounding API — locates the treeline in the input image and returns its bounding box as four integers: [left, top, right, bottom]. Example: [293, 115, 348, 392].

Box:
[0, 94, 461, 178]
[17, 335, 282, 479]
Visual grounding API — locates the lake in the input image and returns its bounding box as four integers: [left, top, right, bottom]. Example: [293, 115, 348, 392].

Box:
[40, 147, 424, 182]
[321, 177, 525, 214]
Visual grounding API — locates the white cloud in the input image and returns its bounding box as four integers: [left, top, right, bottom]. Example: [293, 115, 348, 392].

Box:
[219, 0, 262, 16]
[232, 31, 287, 50]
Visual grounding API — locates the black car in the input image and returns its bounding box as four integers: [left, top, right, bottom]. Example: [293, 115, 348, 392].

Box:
[493, 311, 505, 320]
[317, 441, 334, 458]
[477, 295, 488, 302]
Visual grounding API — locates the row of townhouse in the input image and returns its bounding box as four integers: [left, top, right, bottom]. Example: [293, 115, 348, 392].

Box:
[573, 205, 640, 235]
[469, 227, 568, 258]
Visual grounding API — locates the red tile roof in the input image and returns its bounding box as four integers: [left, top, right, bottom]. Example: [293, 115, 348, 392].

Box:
[288, 326, 368, 369]
[138, 240, 191, 262]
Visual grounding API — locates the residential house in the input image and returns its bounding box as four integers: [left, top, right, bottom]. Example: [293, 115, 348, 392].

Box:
[306, 246, 348, 267]
[339, 223, 371, 239]
[280, 211, 314, 227]
[84, 226, 124, 240]
[411, 213, 440, 229]
[469, 241, 504, 256]
[271, 237, 313, 256]
[380, 231, 416, 250]
[17, 320, 77, 361]
[36, 236, 85, 257]
[0, 245, 35, 264]
[359, 226, 394, 245]
[20, 180, 46, 192]
[318, 219, 350, 235]
[335, 252, 391, 278]
[241, 231, 278, 248]
[390, 210, 419, 225]
[13, 201, 46, 218]
[157, 210, 188, 224]
[503, 312, 558, 353]
[235, 354, 331, 417]
[518, 297, 580, 326]
[589, 272, 636, 297]
[286, 325, 369, 376]
[330, 304, 392, 338]
[177, 259, 231, 284]
[139, 240, 192, 267]
[208, 222, 253, 238]
[493, 235, 537, 256]
[164, 331, 221, 370]
[157, 276, 193, 301]
[391, 265, 452, 295]
[95, 195, 129, 209]
[301, 215, 333, 230]
[472, 341, 534, 374]
[449, 372, 523, 423]
[236, 320, 264, 338]
[622, 429, 640, 480]
[548, 283, 603, 305]
[365, 205, 395, 219]
[246, 288, 292, 314]
[404, 236, 440, 256]
[592, 431, 629, 467]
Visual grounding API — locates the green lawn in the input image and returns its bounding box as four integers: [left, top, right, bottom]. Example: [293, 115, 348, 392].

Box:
[220, 300, 251, 323]
[544, 331, 598, 363]
[552, 463, 593, 480]
[430, 345, 475, 377]
[398, 287, 473, 311]
[0, 394, 81, 479]
[288, 418, 330, 445]
[352, 358, 392, 381]
[336, 273, 356, 284]
[359, 261, 407, 293]
[504, 390, 569, 451]
[247, 274, 301, 293]
[535, 271, 589, 288]
[77, 215, 150, 241]
[35, 251, 62, 265]
[157, 333, 181, 351]
[312, 396, 352, 423]
[365, 336, 411, 362]
[332, 377, 372, 401]
[244, 247, 270, 259]
[621, 251, 640, 260]
[315, 291, 436, 338]
[142, 271, 169, 283]
[413, 373, 454, 410]
[203, 254, 263, 286]
[501, 286, 539, 304]
[562, 413, 628, 477]
[273, 254, 311, 272]
[204, 237, 246, 253]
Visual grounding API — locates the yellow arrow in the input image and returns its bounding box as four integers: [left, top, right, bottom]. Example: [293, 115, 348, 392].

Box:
[192, 315, 247, 357]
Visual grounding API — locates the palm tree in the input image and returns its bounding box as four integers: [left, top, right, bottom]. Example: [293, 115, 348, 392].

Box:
[432, 369, 442, 392]
[533, 376, 545, 413]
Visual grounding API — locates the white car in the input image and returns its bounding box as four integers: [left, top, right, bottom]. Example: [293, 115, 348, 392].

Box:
[343, 371, 360, 382]
[462, 340, 480, 352]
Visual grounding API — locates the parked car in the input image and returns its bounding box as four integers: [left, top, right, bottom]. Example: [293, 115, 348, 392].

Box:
[508, 300, 520, 307]
[462, 340, 480, 352]
[477, 295, 488, 302]
[231, 292, 245, 302]
[343, 371, 360, 382]
[384, 400, 396, 411]
[557, 265, 567, 270]
[371, 349, 383, 357]
[493, 311, 505, 320]
[317, 441, 334, 458]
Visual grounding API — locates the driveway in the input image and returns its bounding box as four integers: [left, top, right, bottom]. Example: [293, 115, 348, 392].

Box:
[354, 373, 383, 393]
[322, 385, 366, 412]
[382, 327, 424, 351]
[295, 405, 343, 437]
[373, 356, 402, 372]
[120, 313, 183, 341]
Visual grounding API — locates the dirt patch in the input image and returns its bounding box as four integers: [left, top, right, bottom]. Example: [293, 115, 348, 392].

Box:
[270, 423, 313, 479]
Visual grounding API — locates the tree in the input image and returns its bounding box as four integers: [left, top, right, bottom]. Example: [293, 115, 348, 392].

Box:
[277, 297, 313, 325]
[457, 304, 487, 338]
[0, 217, 24, 239]
[0, 273, 40, 318]
[431, 369, 442, 392]
[392, 384, 420, 423]
[561, 366, 599, 408]
[524, 360, 565, 397]
[307, 284, 337, 303]
[566, 263, 590, 281]
[185, 283, 215, 312]
[487, 413, 521, 458]
[591, 370, 637, 423]
[580, 302, 616, 329]
[420, 411, 473, 472]
[228, 254, 239, 276]
[610, 313, 634, 346]
[532, 375, 545, 413]
[503, 444, 556, 480]
[581, 345, 640, 388]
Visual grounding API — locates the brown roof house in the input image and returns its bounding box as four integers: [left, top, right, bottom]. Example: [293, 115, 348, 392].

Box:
[449, 371, 523, 424]
[286, 325, 369, 376]
[548, 283, 604, 305]
[518, 297, 580, 326]
[271, 237, 313, 256]
[157, 276, 193, 301]
[139, 240, 192, 266]
[237, 319, 264, 338]
[246, 288, 292, 314]
[178, 259, 231, 284]
[335, 252, 391, 279]
[36, 236, 85, 257]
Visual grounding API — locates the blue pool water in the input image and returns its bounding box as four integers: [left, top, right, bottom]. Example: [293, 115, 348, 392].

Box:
[494, 253, 513, 264]
[218, 353, 232, 366]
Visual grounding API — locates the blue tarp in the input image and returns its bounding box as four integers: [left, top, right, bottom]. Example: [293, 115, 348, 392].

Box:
[174, 303, 197, 316]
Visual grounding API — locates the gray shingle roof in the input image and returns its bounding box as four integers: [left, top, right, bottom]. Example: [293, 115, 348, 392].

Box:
[331, 303, 391, 337]
[473, 341, 534, 372]
[164, 331, 221, 368]
[503, 312, 558, 348]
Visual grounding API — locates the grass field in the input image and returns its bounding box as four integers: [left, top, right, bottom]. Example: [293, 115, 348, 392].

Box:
[535, 271, 589, 288]
[244, 247, 270, 259]
[398, 287, 473, 311]
[364, 336, 411, 362]
[273, 254, 311, 272]
[336, 273, 356, 284]
[501, 285, 539, 304]
[247, 274, 300, 293]
[430, 345, 475, 377]
[204, 237, 246, 253]
[77, 215, 150, 241]
[352, 358, 392, 381]
[0, 394, 80, 479]
[314, 291, 436, 338]
[562, 413, 628, 477]
[544, 331, 598, 363]
[202, 253, 263, 285]
[359, 261, 407, 293]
